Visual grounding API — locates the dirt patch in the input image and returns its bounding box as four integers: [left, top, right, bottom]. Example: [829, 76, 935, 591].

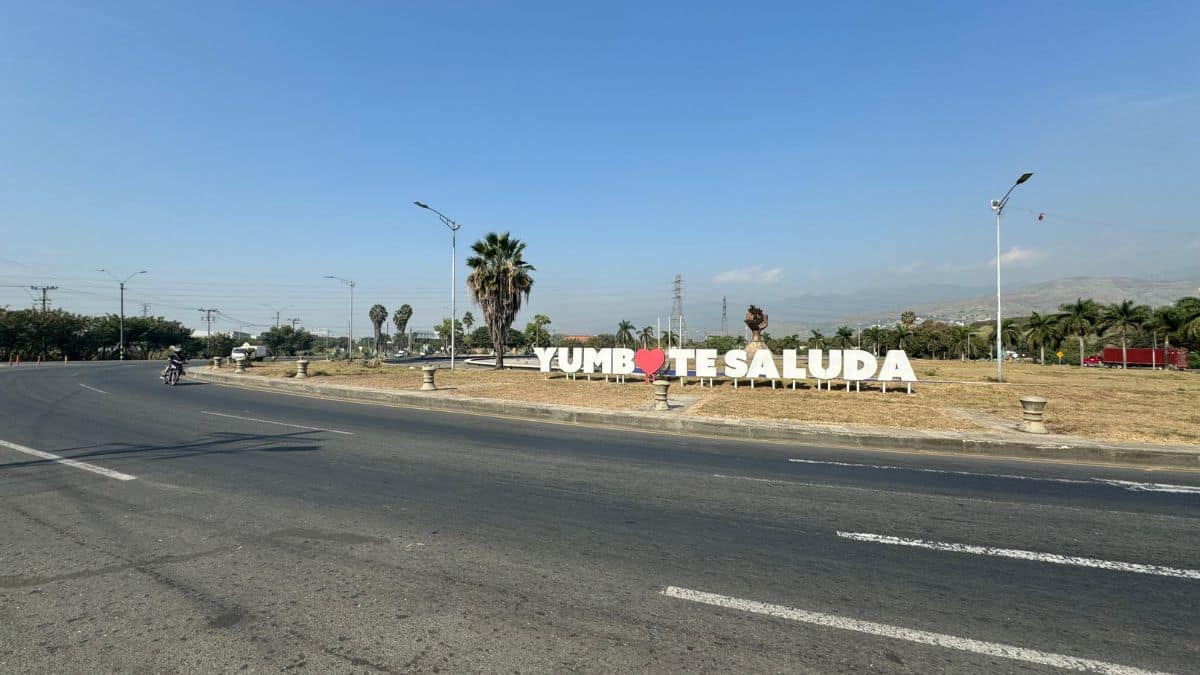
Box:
[238, 360, 1200, 445]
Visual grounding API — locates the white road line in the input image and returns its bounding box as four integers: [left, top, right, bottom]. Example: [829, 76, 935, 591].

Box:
[661, 586, 1168, 674]
[0, 439, 136, 481]
[836, 531, 1200, 580]
[1091, 479, 1200, 495]
[200, 411, 354, 435]
[78, 383, 109, 394]
[787, 458, 1200, 494]
[787, 458, 1090, 484]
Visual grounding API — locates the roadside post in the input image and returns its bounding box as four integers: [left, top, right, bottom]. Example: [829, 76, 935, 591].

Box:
[652, 380, 670, 411]
[296, 358, 309, 379]
[1017, 396, 1049, 434]
[420, 365, 437, 391]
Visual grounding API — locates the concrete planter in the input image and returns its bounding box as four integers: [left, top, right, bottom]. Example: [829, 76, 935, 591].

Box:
[652, 379, 671, 411]
[420, 365, 437, 391]
[1017, 395, 1048, 434]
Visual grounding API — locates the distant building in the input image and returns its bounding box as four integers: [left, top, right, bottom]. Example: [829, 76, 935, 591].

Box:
[190, 329, 253, 341]
[562, 335, 591, 343]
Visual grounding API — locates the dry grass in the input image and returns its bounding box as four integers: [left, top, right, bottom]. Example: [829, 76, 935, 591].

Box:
[237, 359, 1200, 446]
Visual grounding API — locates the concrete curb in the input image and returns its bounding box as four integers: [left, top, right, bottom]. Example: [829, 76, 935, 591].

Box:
[189, 368, 1200, 470]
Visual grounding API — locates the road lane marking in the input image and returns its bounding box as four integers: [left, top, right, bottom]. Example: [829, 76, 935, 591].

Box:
[1091, 479, 1200, 495]
[78, 383, 109, 394]
[661, 586, 1168, 674]
[0, 439, 136, 481]
[787, 458, 1090, 484]
[200, 411, 354, 435]
[836, 531, 1200, 580]
[787, 458, 1200, 494]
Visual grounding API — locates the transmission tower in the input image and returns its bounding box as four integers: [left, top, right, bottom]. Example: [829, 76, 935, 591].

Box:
[670, 274, 684, 348]
[721, 296, 728, 335]
[30, 285, 58, 312]
[141, 303, 151, 317]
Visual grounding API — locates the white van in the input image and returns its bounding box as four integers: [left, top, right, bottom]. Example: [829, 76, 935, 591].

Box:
[231, 344, 269, 362]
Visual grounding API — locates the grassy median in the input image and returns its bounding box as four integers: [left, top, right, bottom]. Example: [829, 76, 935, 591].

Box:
[234, 359, 1200, 446]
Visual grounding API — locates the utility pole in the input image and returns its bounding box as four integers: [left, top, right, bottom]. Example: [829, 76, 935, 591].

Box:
[288, 317, 301, 330]
[670, 274, 684, 349]
[414, 201, 462, 369]
[30, 285, 58, 312]
[989, 172, 1034, 382]
[324, 276, 355, 359]
[141, 303, 151, 318]
[199, 308, 219, 356]
[720, 296, 728, 336]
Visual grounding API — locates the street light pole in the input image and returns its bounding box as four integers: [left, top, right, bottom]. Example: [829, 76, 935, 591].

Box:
[324, 275, 356, 359]
[990, 172, 1033, 382]
[414, 201, 462, 370]
[99, 268, 146, 360]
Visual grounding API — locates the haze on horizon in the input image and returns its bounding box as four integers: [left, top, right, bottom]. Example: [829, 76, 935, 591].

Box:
[3, 2, 1198, 337]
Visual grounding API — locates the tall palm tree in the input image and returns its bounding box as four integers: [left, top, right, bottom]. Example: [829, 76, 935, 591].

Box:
[1179, 297, 1200, 341]
[615, 320, 635, 347]
[462, 311, 475, 334]
[1099, 299, 1150, 369]
[639, 325, 656, 348]
[893, 324, 913, 351]
[392, 304, 413, 350]
[1023, 311, 1059, 365]
[900, 310, 916, 327]
[1058, 298, 1098, 366]
[862, 326, 884, 355]
[834, 325, 855, 349]
[999, 318, 1020, 358]
[806, 330, 827, 349]
[368, 304, 388, 359]
[466, 232, 535, 369]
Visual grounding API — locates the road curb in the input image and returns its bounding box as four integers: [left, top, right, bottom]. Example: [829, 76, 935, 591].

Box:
[188, 368, 1200, 469]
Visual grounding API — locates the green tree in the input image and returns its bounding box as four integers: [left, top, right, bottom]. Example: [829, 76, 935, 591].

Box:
[900, 310, 917, 327]
[893, 325, 912, 351]
[615, 320, 635, 347]
[465, 232, 535, 369]
[701, 334, 740, 352]
[1099, 299, 1150, 369]
[1023, 312, 1059, 365]
[834, 325, 855, 349]
[462, 311, 475, 334]
[1058, 298, 1099, 366]
[434, 317, 464, 346]
[639, 325, 656, 348]
[368, 304, 388, 359]
[862, 326, 884, 355]
[524, 314, 552, 348]
[392, 304, 413, 348]
[468, 326, 491, 350]
[806, 330, 827, 349]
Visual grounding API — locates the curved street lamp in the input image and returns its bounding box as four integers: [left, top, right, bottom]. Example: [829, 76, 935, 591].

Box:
[414, 201, 462, 369]
[990, 172, 1033, 382]
[324, 275, 356, 359]
[98, 268, 147, 360]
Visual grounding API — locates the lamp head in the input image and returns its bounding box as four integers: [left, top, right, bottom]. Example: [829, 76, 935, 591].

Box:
[414, 201, 429, 209]
[1016, 172, 1033, 185]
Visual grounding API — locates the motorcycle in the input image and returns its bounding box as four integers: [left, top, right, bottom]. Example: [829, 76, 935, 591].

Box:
[162, 361, 184, 385]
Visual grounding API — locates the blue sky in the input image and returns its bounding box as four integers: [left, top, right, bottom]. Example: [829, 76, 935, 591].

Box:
[2, 1, 1198, 337]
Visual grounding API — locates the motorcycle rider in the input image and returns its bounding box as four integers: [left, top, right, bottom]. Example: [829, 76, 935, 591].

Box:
[161, 348, 186, 382]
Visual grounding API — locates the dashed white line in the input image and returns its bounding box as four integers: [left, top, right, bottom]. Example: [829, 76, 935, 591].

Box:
[200, 411, 354, 435]
[787, 458, 1200, 494]
[0, 439, 136, 481]
[786, 458, 1090, 484]
[836, 531, 1200, 580]
[661, 586, 1168, 674]
[78, 383, 109, 394]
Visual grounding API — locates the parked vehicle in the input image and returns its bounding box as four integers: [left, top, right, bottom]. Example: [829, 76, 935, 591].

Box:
[1093, 347, 1188, 369]
[230, 343, 270, 362]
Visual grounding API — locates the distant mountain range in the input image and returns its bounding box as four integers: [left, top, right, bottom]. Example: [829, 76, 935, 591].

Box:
[685, 275, 1200, 336]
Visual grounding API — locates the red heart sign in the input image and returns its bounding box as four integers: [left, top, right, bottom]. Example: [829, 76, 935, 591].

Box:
[634, 348, 666, 376]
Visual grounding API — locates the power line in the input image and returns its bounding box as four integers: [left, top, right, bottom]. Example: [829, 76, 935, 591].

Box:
[30, 285, 58, 312]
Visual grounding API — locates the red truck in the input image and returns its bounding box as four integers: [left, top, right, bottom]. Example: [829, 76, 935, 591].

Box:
[1083, 347, 1189, 369]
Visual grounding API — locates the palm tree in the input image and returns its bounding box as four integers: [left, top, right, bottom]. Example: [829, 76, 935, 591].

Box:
[462, 311, 475, 335]
[1179, 297, 1200, 341]
[466, 232, 535, 369]
[659, 329, 678, 347]
[615, 320, 635, 347]
[900, 310, 917, 327]
[639, 325, 656, 348]
[951, 325, 972, 361]
[893, 324, 913, 351]
[392, 304, 413, 350]
[1023, 312, 1059, 365]
[807, 330, 827, 349]
[834, 325, 855, 349]
[1099, 299, 1150, 369]
[999, 318, 1020, 358]
[1058, 298, 1098, 366]
[862, 326, 884, 355]
[368, 304, 388, 359]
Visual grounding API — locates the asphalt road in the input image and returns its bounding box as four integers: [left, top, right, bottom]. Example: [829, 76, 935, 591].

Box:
[1, 361, 1198, 673]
